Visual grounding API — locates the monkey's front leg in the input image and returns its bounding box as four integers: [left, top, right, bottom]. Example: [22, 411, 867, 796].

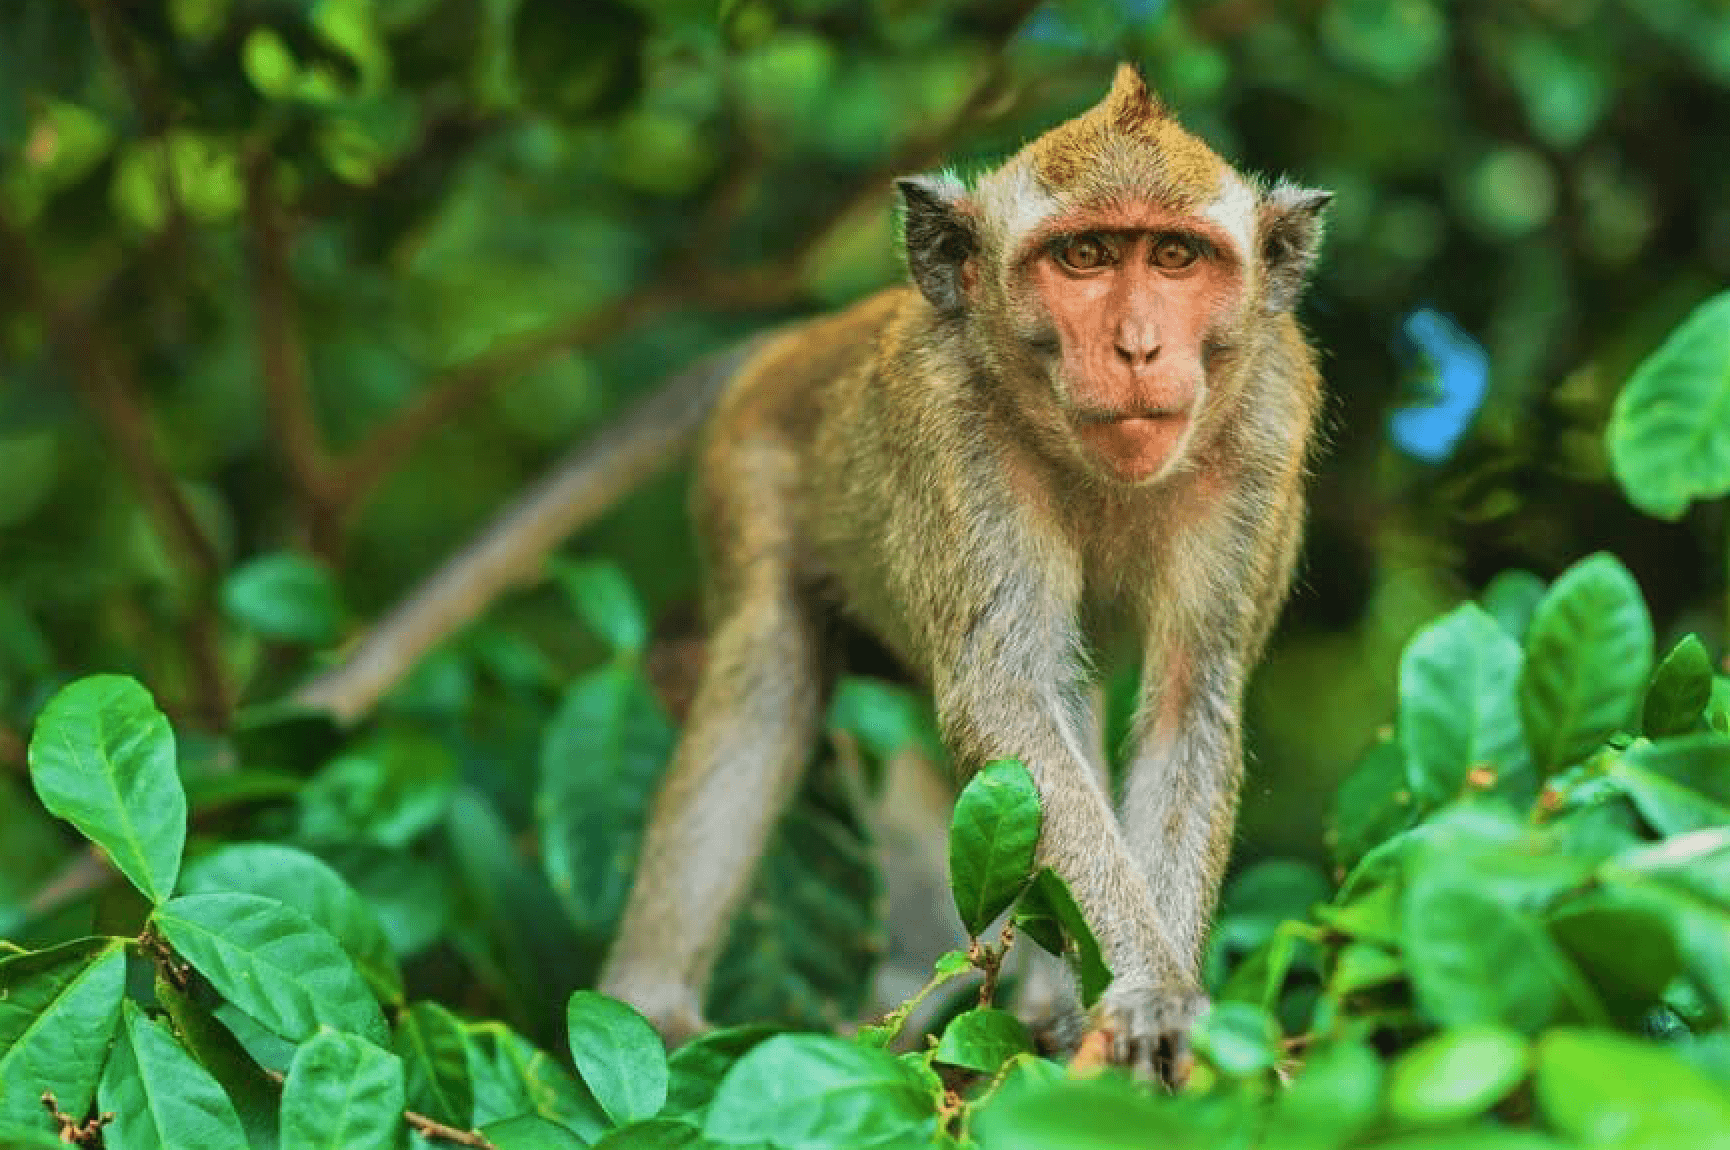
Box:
[938, 667, 1205, 1082]
[599, 585, 828, 1044]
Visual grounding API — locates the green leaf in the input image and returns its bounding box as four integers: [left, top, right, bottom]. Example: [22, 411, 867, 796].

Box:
[282, 1029, 407, 1150]
[153, 974, 281, 1150]
[1012, 868, 1110, 1008]
[592, 1119, 709, 1149]
[1537, 1029, 1730, 1149]
[1644, 635, 1716, 737]
[703, 1035, 932, 1149]
[1610, 734, 1730, 835]
[467, 1021, 608, 1138]
[1190, 1001, 1279, 1077]
[396, 1001, 474, 1129]
[298, 731, 457, 850]
[27, 674, 185, 904]
[1481, 569, 1548, 641]
[567, 991, 668, 1127]
[98, 1000, 247, 1150]
[153, 892, 389, 1045]
[665, 1026, 777, 1118]
[1274, 1036, 1383, 1146]
[0, 939, 125, 1132]
[1388, 1025, 1529, 1125]
[948, 759, 1041, 937]
[538, 665, 674, 938]
[1609, 290, 1730, 520]
[706, 764, 882, 1032]
[222, 552, 346, 645]
[1399, 604, 1532, 804]
[1518, 554, 1654, 773]
[1401, 876, 1598, 1033]
[1328, 737, 1419, 871]
[933, 1009, 1034, 1075]
[1547, 895, 1682, 1026]
[183, 842, 403, 1005]
[551, 559, 649, 655]
[483, 1114, 593, 1149]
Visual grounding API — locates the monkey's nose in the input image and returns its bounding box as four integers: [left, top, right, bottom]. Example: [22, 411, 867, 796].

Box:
[1113, 337, 1160, 368]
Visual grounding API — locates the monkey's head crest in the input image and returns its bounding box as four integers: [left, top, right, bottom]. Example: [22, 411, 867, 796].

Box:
[1021, 63, 1230, 209]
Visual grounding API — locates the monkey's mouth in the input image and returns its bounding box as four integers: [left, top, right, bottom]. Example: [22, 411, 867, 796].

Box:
[1071, 406, 1194, 483]
[1072, 405, 1190, 427]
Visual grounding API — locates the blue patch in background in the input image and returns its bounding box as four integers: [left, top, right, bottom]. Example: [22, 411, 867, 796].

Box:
[1388, 308, 1490, 464]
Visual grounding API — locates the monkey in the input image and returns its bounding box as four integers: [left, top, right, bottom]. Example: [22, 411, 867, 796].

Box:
[585, 64, 1332, 1082]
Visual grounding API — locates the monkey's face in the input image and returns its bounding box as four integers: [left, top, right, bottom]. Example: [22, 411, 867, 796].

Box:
[1012, 202, 1250, 485]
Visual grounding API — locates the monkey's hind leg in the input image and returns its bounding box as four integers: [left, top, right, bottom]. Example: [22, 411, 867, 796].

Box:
[598, 574, 830, 1045]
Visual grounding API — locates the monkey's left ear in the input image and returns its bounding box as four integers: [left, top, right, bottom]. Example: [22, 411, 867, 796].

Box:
[1259, 183, 1332, 314]
[896, 174, 977, 316]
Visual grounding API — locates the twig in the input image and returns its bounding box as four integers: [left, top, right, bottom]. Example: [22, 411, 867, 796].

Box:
[295, 29, 1040, 722]
[323, 38, 1031, 525]
[327, 282, 680, 515]
[0, 216, 232, 726]
[245, 156, 341, 558]
[405, 1111, 495, 1148]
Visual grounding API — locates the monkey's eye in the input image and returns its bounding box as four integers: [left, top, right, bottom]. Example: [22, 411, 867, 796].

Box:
[1152, 235, 1200, 270]
[1056, 235, 1113, 272]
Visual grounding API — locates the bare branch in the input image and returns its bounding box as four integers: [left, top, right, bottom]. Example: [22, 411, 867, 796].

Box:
[245, 157, 341, 557]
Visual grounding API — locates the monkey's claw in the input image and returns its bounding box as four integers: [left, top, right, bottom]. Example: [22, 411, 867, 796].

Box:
[1083, 982, 1209, 1089]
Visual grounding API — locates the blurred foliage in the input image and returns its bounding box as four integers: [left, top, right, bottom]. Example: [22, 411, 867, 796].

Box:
[1, 0, 1730, 1143]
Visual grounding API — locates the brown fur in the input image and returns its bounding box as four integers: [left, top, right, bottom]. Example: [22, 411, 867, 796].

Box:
[598, 66, 1329, 1082]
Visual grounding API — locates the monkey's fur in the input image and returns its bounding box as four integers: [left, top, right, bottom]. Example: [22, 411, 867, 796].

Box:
[599, 65, 1330, 1080]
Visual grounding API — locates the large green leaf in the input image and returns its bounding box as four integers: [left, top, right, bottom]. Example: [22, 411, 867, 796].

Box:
[538, 664, 673, 938]
[281, 1029, 407, 1150]
[153, 975, 280, 1150]
[551, 559, 649, 655]
[703, 1035, 932, 1149]
[0, 939, 125, 1132]
[1518, 554, 1653, 773]
[948, 759, 1041, 937]
[153, 892, 388, 1045]
[933, 1008, 1034, 1076]
[1387, 1025, 1529, 1125]
[395, 1001, 474, 1130]
[221, 552, 346, 645]
[1012, 868, 1110, 1007]
[97, 1000, 248, 1150]
[1609, 734, 1730, 835]
[590, 1119, 708, 1149]
[297, 731, 457, 850]
[1537, 1029, 1730, 1149]
[707, 765, 882, 1032]
[1328, 737, 1419, 871]
[1401, 876, 1600, 1033]
[567, 991, 667, 1128]
[664, 1026, 778, 1119]
[26, 675, 185, 904]
[483, 1114, 593, 1150]
[182, 842, 404, 1005]
[467, 1021, 608, 1138]
[1608, 290, 1730, 520]
[1398, 603, 1530, 804]
[1644, 634, 1716, 738]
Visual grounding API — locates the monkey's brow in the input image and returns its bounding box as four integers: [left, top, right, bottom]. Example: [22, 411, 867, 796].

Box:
[1019, 216, 1238, 266]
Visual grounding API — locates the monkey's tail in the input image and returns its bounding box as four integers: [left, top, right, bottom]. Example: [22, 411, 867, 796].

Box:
[293, 334, 775, 723]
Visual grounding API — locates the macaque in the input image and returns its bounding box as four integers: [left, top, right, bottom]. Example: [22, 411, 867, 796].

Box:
[593, 64, 1330, 1081]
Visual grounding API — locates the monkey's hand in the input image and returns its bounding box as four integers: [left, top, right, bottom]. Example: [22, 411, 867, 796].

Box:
[1081, 979, 1209, 1088]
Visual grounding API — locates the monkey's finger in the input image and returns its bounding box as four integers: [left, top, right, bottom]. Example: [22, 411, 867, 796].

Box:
[1157, 1031, 1195, 1091]
[1069, 1028, 1112, 1078]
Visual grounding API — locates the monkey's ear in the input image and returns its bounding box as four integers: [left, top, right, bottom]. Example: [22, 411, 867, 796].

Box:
[1259, 183, 1332, 314]
[896, 174, 977, 316]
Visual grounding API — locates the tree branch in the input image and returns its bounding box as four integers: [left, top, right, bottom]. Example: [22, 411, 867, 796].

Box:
[0, 216, 232, 727]
[322, 36, 1031, 525]
[405, 1111, 494, 1148]
[245, 156, 341, 558]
